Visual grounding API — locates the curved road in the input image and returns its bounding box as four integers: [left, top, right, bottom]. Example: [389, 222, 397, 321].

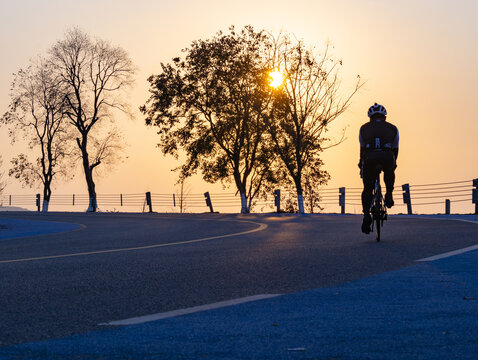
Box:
[0, 212, 476, 347]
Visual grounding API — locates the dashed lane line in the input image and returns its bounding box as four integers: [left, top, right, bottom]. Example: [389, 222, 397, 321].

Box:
[417, 244, 478, 262]
[0, 221, 267, 264]
[100, 294, 282, 326]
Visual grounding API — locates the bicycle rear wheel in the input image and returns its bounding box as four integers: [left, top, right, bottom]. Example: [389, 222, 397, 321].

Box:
[375, 217, 381, 242]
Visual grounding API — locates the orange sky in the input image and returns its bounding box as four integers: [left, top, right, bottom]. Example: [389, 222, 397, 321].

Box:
[1, 0, 477, 213]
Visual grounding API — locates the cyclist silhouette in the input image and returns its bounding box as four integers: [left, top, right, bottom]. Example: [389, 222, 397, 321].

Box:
[359, 103, 399, 234]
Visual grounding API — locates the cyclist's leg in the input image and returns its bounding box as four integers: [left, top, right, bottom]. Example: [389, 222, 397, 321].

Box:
[362, 159, 378, 212]
[361, 160, 376, 233]
[382, 152, 396, 208]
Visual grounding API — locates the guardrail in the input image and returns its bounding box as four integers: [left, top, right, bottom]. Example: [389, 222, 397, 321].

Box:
[406, 179, 476, 214]
[1, 178, 477, 214]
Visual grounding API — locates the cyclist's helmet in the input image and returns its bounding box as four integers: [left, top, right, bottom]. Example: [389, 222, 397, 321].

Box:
[367, 103, 387, 118]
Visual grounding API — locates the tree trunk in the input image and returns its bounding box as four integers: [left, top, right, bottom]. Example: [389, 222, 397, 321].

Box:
[233, 169, 249, 214]
[240, 192, 249, 214]
[42, 200, 49, 212]
[85, 167, 97, 212]
[297, 193, 305, 214]
[78, 137, 97, 212]
[294, 176, 305, 214]
[42, 180, 52, 212]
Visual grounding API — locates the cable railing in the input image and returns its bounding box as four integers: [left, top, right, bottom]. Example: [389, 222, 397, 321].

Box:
[408, 180, 475, 209]
[0, 178, 476, 214]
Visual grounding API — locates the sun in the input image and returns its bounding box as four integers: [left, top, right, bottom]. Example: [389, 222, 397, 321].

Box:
[269, 70, 284, 88]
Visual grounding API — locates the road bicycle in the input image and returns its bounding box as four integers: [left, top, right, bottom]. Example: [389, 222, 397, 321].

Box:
[370, 166, 387, 242]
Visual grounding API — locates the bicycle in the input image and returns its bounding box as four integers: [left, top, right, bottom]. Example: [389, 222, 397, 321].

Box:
[370, 166, 388, 242]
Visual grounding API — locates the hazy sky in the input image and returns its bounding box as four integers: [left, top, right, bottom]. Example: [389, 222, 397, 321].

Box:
[1, 0, 477, 212]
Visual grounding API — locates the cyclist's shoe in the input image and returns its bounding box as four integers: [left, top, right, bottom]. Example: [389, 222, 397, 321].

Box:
[361, 213, 372, 234]
[385, 193, 394, 208]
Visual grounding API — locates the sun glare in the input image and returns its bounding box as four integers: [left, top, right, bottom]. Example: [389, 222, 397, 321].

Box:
[269, 70, 284, 88]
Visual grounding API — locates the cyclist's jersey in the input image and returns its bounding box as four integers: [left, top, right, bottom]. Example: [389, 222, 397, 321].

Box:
[359, 119, 399, 153]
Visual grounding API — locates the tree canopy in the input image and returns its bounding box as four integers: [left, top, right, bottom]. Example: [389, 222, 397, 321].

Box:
[141, 26, 278, 213]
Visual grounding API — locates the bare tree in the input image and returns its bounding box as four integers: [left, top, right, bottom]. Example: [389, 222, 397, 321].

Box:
[268, 36, 363, 213]
[175, 176, 192, 213]
[0, 156, 7, 196]
[84, 128, 126, 178]
[1, 58, 71, 211]
[50, 28, 135, 212]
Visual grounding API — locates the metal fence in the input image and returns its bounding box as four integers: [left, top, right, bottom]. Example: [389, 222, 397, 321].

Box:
[408, 180, 474, 206]
[1, 178, 477, 214]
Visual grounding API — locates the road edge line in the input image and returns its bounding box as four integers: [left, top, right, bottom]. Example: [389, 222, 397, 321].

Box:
[0, 221, 267, 264]
[413, 216, 478, 262]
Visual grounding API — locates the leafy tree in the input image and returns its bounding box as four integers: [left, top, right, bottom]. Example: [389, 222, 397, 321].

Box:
[141, 26, 278, 213]
[50, 28, 134, 212]
[268, 36, 363, 213]
[1, 58, 71, 211]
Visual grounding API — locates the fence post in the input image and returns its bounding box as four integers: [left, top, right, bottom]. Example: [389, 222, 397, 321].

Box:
[173, 194, 176, 207]
[445, 199, 450, 215]
[73, 194, 75, 206]
[145, 192, 153, 213]
[402, 184, 412, 215]
[273, 189, 281, 213]
[120, 194, 123, 207]
[9, 195, 11, 206]
[204, 192, 214, 213]
[339, 187, 346, 214]
[36, 194, 41, 212]
[473, 179, 478, 215]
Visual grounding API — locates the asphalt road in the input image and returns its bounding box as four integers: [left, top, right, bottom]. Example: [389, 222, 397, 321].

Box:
[0, 212, 477, 348]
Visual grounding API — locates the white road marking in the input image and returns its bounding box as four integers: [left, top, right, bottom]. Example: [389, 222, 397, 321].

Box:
[415, 216, 478, 262]
[0, 221, 267, 264]
[99, 294, 281, 326]
[417, 244, 478, 262]
[450, 219, 478, 225]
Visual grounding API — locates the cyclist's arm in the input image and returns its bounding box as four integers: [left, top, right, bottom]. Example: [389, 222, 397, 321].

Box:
[359, 147, 365, 167]
[392, 129, 399, 161]
[358, 131, 365, 167]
